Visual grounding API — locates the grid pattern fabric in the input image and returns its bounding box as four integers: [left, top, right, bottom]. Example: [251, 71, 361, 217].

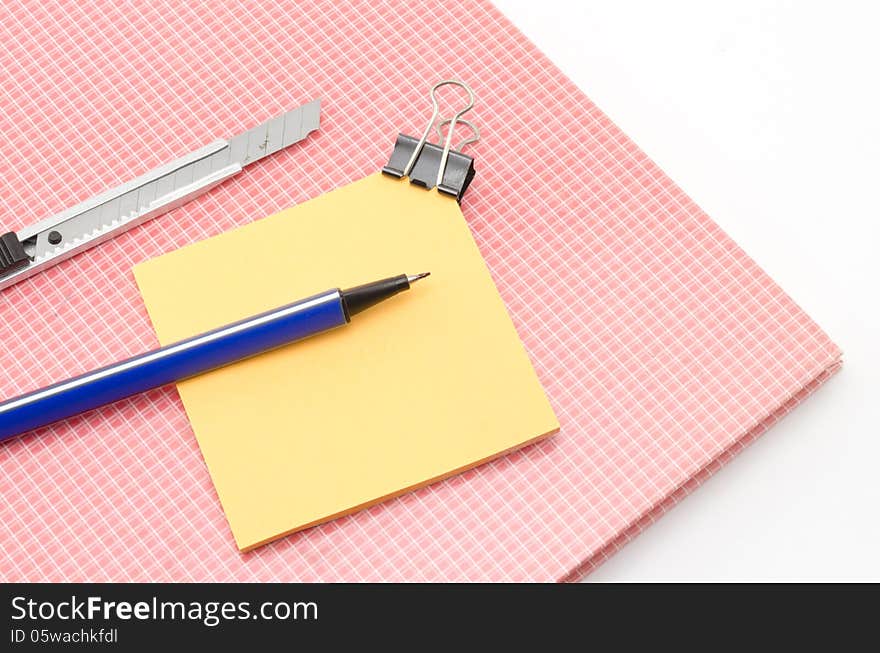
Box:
[0, 0, 840, 581]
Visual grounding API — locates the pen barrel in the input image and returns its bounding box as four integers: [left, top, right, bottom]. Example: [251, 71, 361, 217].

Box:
[0, 288, 347, 443]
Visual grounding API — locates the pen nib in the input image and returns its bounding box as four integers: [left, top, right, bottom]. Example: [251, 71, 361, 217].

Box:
[406, 272, 430, 285]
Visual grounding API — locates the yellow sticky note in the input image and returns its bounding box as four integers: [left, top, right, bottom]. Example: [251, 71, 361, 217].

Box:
[134, 173, 559, 551]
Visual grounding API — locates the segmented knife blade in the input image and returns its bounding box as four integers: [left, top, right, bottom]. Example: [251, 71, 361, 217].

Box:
[0, 99, 320, 291]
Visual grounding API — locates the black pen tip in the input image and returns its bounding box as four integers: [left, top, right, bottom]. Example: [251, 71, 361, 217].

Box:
[406, 272, 430, 285]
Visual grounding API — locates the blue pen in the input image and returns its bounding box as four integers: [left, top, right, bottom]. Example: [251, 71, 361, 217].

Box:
[0, 272, 429, 443]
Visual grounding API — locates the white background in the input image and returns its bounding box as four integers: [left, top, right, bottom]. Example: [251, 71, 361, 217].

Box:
[494, 0, 879, 581]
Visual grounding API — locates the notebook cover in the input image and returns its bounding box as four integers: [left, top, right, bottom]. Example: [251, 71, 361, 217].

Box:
[0, 0, 840, 581]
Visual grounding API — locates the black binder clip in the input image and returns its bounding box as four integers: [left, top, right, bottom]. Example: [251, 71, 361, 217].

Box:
[383, 80, 479, 202]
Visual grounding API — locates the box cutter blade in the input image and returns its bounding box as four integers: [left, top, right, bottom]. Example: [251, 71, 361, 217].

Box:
[0, 99, 320, 291]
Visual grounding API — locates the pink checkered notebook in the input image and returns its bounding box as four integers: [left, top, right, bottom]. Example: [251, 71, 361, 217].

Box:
[0, 1, 840, 581]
